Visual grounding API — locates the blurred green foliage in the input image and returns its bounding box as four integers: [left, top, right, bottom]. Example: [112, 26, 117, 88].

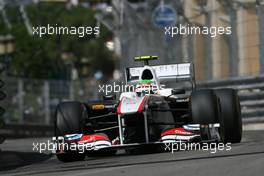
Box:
[0, 3, 115, 79]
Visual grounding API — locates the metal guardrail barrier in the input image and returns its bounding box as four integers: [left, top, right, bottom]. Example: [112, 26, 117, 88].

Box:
[197, 74, 264, 123]
[0, 123, 53, 138]
[2, 77, 100, 125]
[1, 75, 264, 138]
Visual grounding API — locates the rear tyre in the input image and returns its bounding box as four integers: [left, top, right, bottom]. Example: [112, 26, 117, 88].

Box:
[54, 101, 88, 162]
[190, 89, 219, 124]
[215, 89, 242, 143]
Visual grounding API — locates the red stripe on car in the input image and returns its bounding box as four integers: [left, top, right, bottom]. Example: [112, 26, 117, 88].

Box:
[78, 134, 110, 144]
[117, 98, 123, 114]
[161, 127, 194, 137]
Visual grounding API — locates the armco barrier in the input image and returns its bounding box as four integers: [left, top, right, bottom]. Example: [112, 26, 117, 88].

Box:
[1, 75, 264, 138]
[197, 74, 264, 123]
[0, 123, 53, 138]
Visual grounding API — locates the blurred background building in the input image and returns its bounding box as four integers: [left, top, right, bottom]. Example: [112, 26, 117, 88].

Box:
[186, 0, 262, 80]
[99, 0, 264, 80]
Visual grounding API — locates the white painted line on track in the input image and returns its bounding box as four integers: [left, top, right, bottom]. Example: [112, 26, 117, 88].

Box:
[243, 123, 264, 131]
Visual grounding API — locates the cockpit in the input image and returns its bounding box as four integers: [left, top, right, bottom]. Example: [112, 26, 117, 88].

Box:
[141, 69, 153, 80]
[136, 68, 158, 96]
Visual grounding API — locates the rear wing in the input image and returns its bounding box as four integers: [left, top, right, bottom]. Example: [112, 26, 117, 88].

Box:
[125, 62, 196, 88]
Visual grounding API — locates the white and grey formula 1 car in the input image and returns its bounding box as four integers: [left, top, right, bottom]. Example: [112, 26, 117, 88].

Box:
[54, 56, 242, 162]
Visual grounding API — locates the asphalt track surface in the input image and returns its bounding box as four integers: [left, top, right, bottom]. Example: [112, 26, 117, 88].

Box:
[0, 130, 263, 176]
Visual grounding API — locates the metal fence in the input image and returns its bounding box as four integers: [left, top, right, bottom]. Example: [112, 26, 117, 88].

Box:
[0, 75, 264, 138]
[2, 77, 100, 125]
[2, 74, 264, 126]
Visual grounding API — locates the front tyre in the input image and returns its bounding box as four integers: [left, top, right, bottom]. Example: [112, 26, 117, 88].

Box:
[215, 89, 242, 143]
[54, 101, 88, 162]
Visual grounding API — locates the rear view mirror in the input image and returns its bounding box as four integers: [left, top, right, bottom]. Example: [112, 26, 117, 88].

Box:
[171, 89, 185, 95]
[0, 119, 5, 144]
[0, 119, 4, 129]
[103, 94, 116, 100]
[0, 136, 5, 144]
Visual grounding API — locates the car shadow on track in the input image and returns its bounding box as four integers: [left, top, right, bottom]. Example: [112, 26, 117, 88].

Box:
[87, 150, 264, 170]
[25, 150, 264, 175]
[0, 150, 52, 171]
